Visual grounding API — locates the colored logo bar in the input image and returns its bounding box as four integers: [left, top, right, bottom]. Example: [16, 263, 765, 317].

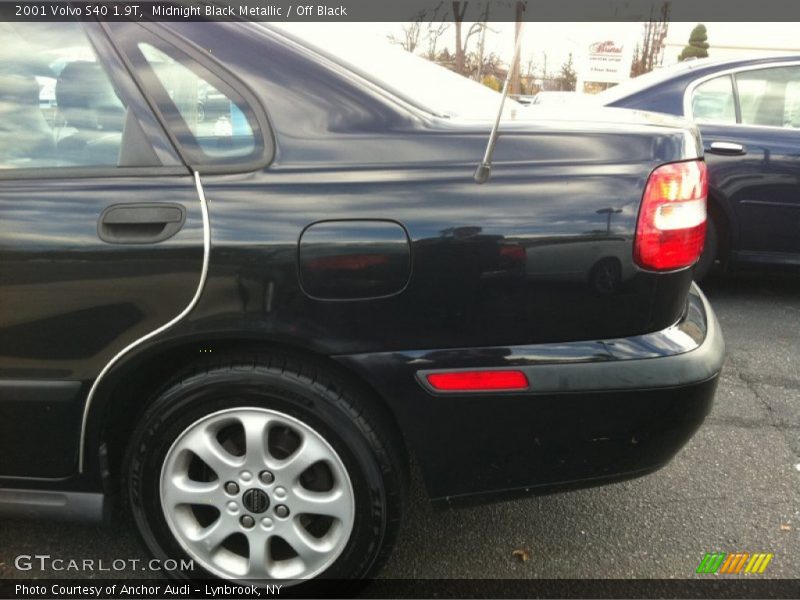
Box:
[696, 552, 773, 574]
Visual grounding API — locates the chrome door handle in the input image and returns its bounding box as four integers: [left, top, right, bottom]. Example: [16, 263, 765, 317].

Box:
[707, 141, 746, 156]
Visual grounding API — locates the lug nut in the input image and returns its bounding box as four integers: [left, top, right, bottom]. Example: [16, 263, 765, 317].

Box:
[274, 504, 290, 518]
[240, 515, 255, 528]
[224, 482, 239, 495]
[259, 470, 274, 485]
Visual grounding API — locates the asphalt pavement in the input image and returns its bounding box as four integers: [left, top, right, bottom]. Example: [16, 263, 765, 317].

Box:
[1, 271, 798, 587]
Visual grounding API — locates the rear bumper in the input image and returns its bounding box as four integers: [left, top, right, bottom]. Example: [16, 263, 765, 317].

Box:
[334, 284, 725, 501]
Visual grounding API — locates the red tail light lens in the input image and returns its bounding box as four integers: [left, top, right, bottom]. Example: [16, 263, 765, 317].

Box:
[425, 370, 529, 392]
[634, 160, 708, 271]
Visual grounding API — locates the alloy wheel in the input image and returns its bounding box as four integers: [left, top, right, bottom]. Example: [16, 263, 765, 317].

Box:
[160, 407, 355, 581]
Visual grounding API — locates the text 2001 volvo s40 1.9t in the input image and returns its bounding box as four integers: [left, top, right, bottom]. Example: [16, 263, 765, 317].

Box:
[0, 20, 723, 585]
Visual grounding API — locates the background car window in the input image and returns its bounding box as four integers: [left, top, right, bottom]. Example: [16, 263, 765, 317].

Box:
[0, 22, 129, 169]
[691, 75, 736, 123]
[783, 81, 800, 128]
[138, 43, 256, 160]
[736, 66, 800, 128]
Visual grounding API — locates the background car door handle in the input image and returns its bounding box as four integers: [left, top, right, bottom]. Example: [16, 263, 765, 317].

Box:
[98, 203, 186, 244]
[707, 141, 746, 156]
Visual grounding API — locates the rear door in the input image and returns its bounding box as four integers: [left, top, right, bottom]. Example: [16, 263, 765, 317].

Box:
[690, 65, 800, 257]
[0, 21, 204, 479]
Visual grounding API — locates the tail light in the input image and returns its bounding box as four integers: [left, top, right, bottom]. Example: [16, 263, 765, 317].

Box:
[634, 160, 708, 271]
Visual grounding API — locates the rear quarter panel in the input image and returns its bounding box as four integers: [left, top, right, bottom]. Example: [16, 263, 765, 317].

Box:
[168, 22, 702, 354]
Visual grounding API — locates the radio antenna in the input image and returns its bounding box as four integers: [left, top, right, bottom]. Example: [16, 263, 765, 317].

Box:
[474, 21, 526, 184]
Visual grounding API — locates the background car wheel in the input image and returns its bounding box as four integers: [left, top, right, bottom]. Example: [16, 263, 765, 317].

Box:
[694, 216, 719, 281]
[124, 353, 406, 586]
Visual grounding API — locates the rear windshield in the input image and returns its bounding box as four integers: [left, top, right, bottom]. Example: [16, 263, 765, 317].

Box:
[267, 23, 517, 119]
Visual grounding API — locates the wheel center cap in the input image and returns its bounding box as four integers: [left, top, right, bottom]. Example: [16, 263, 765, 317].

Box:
[242, 488, 270, 514]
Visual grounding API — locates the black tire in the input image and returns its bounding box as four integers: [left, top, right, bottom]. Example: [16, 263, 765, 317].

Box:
[694, 216, 719, 282]
[123, 352, 406, 589]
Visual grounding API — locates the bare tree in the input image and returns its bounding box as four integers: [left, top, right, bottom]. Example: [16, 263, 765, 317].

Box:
[389, 3, 451, 60]
[425, 3, 451, 60]
[509, 1, 526, 95]
[450, 2, 492, 76]
[630, 1, 671, 77]
[524, 56, 537, 94]
[426, 21, 450, 60]
[388, 11, 425, 53]
[541, 52, 548, 88]
[473, 3, 492, 81]
[452, 1, 469, 75]
[466, 51, 504, 88]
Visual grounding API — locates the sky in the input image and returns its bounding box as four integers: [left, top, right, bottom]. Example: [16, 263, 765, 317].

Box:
[281, 22, 800, 81]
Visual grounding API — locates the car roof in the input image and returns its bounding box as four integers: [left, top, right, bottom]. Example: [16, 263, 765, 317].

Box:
[598, 54, 800, 104]
[671, 54, 800, 74]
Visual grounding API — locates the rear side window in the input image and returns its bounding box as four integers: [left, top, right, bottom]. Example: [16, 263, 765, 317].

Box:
[690, 75, 735, 124]
[735, 66, 800, 128]
[139, 43, 255, 159]
[116, 27, 267, 168]
[0, 22, 137, 169]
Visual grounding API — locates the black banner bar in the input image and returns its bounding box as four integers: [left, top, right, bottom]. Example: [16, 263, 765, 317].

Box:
[1, 578, 799, 599]
[5, 0, 800, 22]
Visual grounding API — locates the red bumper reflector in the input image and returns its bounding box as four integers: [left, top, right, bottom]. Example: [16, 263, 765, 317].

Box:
[426, 370, 529, 391]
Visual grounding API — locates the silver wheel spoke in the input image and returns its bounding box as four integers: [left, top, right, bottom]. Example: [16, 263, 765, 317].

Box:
[192, 517, 235, 551]
[186, 429, 244, 475]
[163, 477, 220, 508]
[241, 414, 270, 470]
[292, 487, 351, 521]
[274, 434, 330, 481]
[280, 520, 330, 566]
[248, 532, 271, 578]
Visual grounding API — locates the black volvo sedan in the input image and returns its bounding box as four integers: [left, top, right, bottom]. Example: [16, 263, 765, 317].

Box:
[0, 20, 724, 584]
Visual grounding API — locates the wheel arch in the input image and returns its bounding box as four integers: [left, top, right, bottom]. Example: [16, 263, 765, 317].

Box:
[84, 333, 410, 491]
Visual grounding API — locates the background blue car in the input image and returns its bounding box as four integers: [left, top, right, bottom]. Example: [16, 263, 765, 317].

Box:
[598, 56, 800, 279]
